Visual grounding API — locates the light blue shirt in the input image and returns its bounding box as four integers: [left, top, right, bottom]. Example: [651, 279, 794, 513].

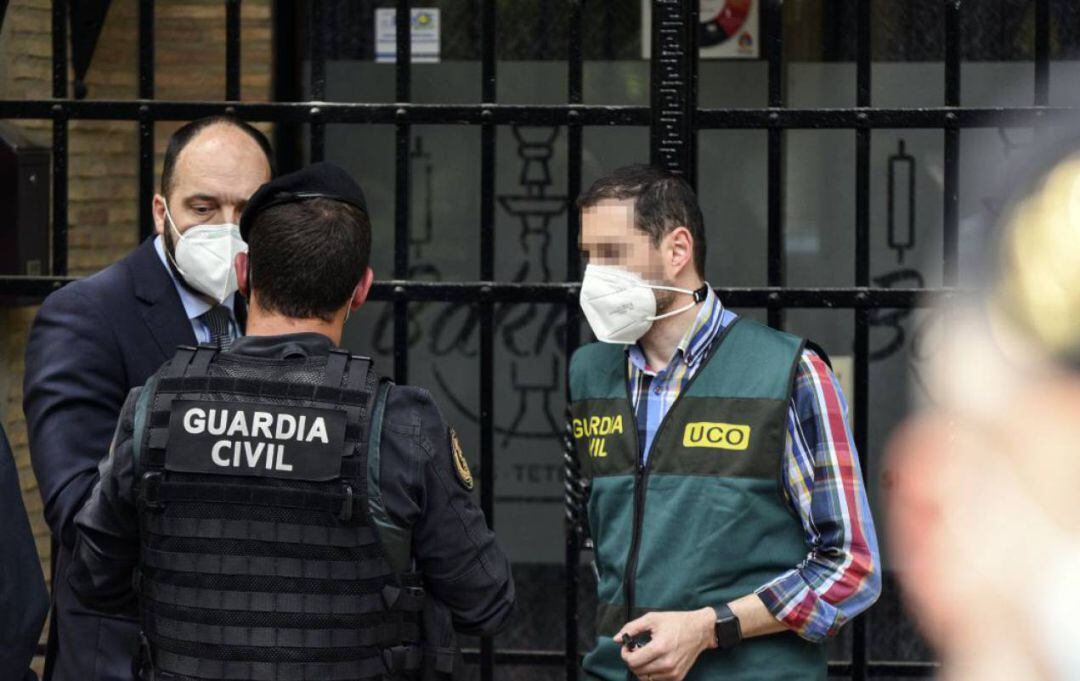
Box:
[154, 235, 240, 344]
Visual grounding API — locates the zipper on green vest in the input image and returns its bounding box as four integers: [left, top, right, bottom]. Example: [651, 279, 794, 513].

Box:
[621, 354, 644, 623]
[620, 319, 741, 625]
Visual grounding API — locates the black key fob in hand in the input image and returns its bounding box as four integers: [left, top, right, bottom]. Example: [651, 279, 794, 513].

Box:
[620, 631, 652, 651]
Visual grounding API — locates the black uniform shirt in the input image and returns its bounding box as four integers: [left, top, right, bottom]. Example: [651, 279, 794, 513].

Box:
[68, 332, 515, 637]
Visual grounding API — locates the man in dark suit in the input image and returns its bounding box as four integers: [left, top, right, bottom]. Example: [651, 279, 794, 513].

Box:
[0, 423, 49, 681]
[22, 115, 273, 681]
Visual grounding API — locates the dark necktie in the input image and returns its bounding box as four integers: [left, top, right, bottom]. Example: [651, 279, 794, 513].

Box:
[199, 305, 235, 351]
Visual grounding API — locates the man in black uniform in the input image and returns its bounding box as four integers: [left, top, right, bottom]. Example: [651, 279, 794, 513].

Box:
[67, 162, 515, 680]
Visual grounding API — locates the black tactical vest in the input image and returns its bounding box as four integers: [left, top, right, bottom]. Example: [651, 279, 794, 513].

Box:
[130, 344, 440, 681]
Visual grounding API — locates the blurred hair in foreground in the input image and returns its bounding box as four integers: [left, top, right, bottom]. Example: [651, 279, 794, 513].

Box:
[885, 132, 1080, 681]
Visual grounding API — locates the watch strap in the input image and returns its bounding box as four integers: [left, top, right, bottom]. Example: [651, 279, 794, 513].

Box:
[713, 604, 743, 650]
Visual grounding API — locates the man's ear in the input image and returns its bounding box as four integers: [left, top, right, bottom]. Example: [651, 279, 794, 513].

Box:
[885, 414, 952, 647]
[153, 194, 167, 236]
[666, 226, 694, 275]
[235, 252, 250, 299]
[349, 267, 375, 312]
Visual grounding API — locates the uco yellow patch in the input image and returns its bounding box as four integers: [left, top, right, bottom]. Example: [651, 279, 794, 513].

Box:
[682, 422, 751, 451]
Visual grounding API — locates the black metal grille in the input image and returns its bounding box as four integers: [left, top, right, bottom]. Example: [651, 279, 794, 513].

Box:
[4, 0, 1064, 678]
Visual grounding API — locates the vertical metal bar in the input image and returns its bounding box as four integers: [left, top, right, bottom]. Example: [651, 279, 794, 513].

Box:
[393, 0, 412, 384]
[943, 0, 960, 286]
[1034, 0, 1049, 106]
[272, 0, 303, 174]
[852, 1, 871, 680]
[854, 7, 870, 377]
[138, 0, 155, 242]
[479, 1, 496, 679]
[766, 0, 784, 330]
[564, 2, 584, 679]
[52, 0, 68, 276]
[648, 0, 698, 187]
[225, 0, 242, 100]
[309, 0, 327, 162]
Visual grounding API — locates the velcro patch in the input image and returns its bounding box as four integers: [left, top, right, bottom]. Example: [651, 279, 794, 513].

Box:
[166, 400, 347, 481]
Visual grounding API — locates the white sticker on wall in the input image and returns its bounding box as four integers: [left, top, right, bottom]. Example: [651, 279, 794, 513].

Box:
[376, 8, 440, 64]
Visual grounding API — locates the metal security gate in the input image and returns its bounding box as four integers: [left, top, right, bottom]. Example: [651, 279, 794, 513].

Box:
[0, 0, 1068, 678]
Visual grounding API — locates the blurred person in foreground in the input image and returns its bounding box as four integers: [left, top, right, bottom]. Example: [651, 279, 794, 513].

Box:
[887, 139, 1080, 681]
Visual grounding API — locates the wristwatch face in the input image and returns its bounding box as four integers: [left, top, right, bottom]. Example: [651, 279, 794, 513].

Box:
[715, 611, 741, 650]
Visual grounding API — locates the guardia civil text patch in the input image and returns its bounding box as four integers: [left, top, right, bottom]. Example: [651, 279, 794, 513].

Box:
[166, 400, 348, 481]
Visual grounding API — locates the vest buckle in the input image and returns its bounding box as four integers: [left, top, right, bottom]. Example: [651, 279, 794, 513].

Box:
[382, 644, 422, 678]
[337, 483, 354, 522]
[132, 630, 156, 680]
[139, 471, 165, 511]
[381, 583, 425, 612]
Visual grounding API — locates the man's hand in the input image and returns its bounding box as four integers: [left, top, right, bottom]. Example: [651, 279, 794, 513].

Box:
[614, 608, 716, 681]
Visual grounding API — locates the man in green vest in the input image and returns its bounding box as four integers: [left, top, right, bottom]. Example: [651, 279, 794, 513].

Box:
[568, 165, 881, 681]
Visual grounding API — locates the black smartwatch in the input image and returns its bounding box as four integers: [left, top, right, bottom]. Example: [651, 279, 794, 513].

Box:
[712, 604, 743, 651]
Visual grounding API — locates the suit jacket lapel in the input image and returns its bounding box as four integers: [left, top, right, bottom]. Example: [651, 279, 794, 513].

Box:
[129, 237, 197, 359]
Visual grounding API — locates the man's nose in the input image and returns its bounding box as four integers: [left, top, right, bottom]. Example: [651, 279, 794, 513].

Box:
[221, 205, 243, 225]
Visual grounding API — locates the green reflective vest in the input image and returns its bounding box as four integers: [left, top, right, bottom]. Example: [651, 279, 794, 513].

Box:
[569, 318, 827, 681]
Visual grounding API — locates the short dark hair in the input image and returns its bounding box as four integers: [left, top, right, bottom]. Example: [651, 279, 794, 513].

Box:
[248, 198, 372, 322]
[161, 115, 275, 198]
[577, 164, 706, 276]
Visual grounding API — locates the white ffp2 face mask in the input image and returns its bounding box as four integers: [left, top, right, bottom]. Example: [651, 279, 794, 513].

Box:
[164, 203, 248, 304]
[578, 263, 709, 344]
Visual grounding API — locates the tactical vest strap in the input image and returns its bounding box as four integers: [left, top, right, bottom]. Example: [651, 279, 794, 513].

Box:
[141, 546, 391, 582]
[366, 379, 413, 573]
[164, 346, 198, 378]
[143, 598, 416, 632]
[324, 349, 349, 387]
[141, 565, 394, 595]
[346, 355, 373, 391]
[153, 376, 370, 406]
[142, 477, 357, 517]
[132, 374, 160, 475]
[146, 615, 414, 650]
[188, 344, 219, 375]
[142, 579, 390, 614]
[146, 515, 378, 547]
[151, 648, 387, 681]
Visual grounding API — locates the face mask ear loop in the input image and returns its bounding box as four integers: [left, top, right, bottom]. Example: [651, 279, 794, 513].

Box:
[645, 283, 712, 322]
[646, 300, 697, 322]
[162, 202, 189, 278]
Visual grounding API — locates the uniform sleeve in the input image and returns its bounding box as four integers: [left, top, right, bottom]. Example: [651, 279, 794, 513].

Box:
[67, 387, 142, 617]
[23, 285, 128, 552]
[754, 349, 882, 642]
[379, 386, 516, 637]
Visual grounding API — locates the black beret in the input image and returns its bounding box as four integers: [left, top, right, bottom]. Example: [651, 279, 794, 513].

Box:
[239, 161, 369, 241]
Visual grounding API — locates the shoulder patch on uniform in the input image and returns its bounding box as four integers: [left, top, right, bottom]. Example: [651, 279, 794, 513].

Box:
[449, 428, 474, 491]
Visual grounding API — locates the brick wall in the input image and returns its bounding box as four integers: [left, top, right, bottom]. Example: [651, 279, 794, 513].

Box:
[0, 0, 273, 667]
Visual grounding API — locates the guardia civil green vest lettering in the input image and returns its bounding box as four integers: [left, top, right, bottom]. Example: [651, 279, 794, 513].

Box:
[569, 318, 827, 681]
